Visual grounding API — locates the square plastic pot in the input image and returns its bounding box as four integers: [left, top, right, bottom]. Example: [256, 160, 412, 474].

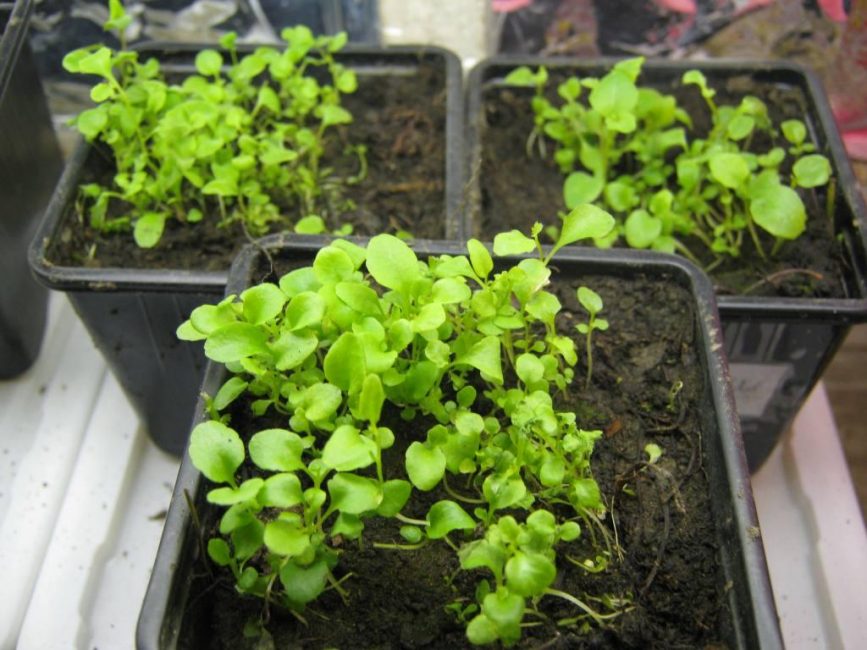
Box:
[0, 0, 62, 378]
[466, 57, 867, 471]
[29, 44, 465, 456]
[137, 236, 782, 649]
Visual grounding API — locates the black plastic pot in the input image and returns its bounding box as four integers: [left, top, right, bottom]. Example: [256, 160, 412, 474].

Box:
[466, 57, 867, 471]
[137, 236, 782, 649]
[0, 0, 62, 379]
[29, 44, 464, 456]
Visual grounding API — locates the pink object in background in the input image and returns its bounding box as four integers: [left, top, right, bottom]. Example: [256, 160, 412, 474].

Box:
[654, 0, 697, 13]
[826, 0, 867, 159]
[492, 0, 533, 12]
[818, 0, 849, 22]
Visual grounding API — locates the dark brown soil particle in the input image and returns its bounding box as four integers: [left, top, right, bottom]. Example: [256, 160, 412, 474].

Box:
[179, 269, 735, 650]
[47, 62, 449, 273]
[474, 69, 849, 299]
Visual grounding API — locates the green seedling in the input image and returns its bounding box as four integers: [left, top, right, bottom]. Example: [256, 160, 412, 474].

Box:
[63, 0, 363, 248]
[576, 287, 608, 390]
[180, 208, 627, 645]
[506, 58, 833, 266]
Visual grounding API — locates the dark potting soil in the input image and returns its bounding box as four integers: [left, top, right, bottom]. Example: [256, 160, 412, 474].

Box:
[474, 69, 849, 299]
[46, 63, 449, 272]
[179, 270, 732, 649]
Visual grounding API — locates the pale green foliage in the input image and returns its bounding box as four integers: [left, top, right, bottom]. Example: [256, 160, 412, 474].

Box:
[506, 58, 833, 264]
[63, 2, 362, 247]
[181, 225, 619, 643]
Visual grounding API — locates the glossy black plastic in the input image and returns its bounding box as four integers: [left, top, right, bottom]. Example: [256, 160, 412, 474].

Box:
[29, 45, 464, 455]
[137, 236, 782, 649]
[0, 0, 62, 378]
[466, 57, 867, 471]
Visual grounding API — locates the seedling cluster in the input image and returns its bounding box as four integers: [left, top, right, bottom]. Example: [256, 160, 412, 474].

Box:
[64, 0, 363, 248]
[505, 58, 832, 266]
[180, 205, 631, 645]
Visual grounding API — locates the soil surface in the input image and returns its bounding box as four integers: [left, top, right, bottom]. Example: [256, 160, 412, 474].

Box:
[177, 261, 739, 649]
[473, 68, 850, 299]
[46, 60, 450, 273]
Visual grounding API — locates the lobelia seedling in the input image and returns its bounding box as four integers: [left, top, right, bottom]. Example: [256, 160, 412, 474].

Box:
[63, 0, 363, 249]
[179, 204, 635, 645]
[505, 58, 833, 268]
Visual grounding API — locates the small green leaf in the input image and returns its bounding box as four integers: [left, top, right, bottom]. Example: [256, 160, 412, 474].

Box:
[793, 154, 831, 188]
[314, 246, 355, 284]
[302, 382, 343, 422]
[205, 324, 269, 363]
[271, 331, 318, 371]
[259, 473, 303, 508]
[366, 234, 420, 292]
[460, 539, 506, 579]
[320, 105, 353, 126]
[328, 473, 383, 514]
[466, 614, 499, 645]
[515, 353, 545, 385]
[482, 589, 525, 633]
[750, 184, 806, 240]
[505, 551, 556, 597]
[781, 119, 807, 146]
[483, 474, 527, 511]
[336, 282, 382, 316]
[426, 500, 475, 539]
[589, 70, 638, 118]
[207, 538, 231, 566]
[280, 559, 329, 608]
[322, 425, 377, 472]
[467, 239, 494, 280]
[189, 421, 244, 485]
[406, 442, 446, 491]
[359, 374, 385, 424]
[563, 171, 604, 209]
[726, 114, 755, 141]
[493, 230, 537, 257]
[624, 209, 662, 249]
[332, 512, 364, 539]
[75, 107, 108, 139]
[264, 520, 309, 556]
[195, 49, 223, 76]
[207, 478, 264, 505]
[285, 292, 324, 331]
[248, 428, 305, 472]
[456, 336, 503, 384]
[213, 377, 249, 411]
[504, 65, 545, 87]
[294, 215, 325, 234]
[709, 152, 750, 189]
[133, 212, 166, 248]
[553, 204, 615, 256]
[377, 479, 412, 517]
[324, 332, 366, 393]
[241, 284, 286, 325]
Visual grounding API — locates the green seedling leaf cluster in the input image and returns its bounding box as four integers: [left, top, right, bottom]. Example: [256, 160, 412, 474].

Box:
[63, 1, 364, 248]
[505, 58, 833, 265]
[180, 209, 627, 645]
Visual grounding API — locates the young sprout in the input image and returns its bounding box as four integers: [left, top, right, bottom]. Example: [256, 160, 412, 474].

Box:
[576, 287, 608, 390]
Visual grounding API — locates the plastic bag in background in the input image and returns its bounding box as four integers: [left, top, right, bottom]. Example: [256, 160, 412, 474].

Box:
[493, 0, 782, 56]
[824, 0, 867, 159]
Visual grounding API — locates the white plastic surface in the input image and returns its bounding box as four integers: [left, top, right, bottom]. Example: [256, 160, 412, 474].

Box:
[1, 293, 865, 648]
[753, 384, 867, 650]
